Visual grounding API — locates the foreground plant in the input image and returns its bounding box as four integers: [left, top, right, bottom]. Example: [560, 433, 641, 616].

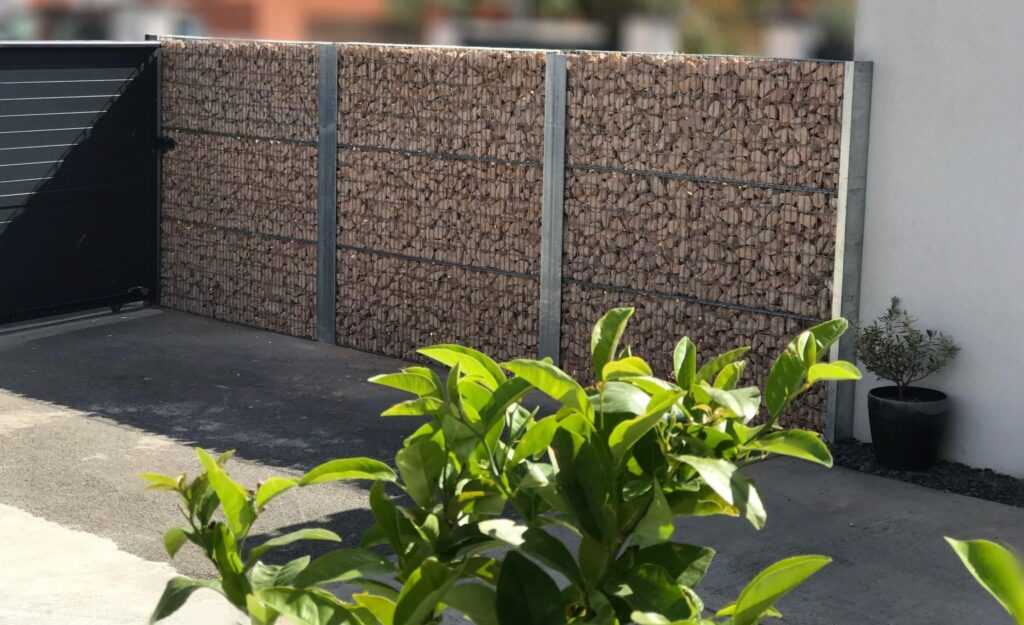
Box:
[948, 537, 1024, 624]
[142, 450, 397, 624]
[147, 307, 861, 625]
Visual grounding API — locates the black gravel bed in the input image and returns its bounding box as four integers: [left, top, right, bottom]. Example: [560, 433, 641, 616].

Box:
[831, 440, 1024, 509]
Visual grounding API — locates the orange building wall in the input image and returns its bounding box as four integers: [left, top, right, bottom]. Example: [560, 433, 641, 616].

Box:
[252, 0, 386, 40]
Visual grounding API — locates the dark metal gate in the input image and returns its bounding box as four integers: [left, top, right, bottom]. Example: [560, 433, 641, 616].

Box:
[0, 42, 159, 322]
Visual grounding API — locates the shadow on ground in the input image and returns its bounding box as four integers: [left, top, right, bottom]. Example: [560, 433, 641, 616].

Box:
[0, 308, 420, 473]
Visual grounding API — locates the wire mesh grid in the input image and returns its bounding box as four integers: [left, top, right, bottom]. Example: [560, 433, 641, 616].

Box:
[338, 44, 546, 163]
[566, 52, 845, 192]
[161, 219, 316, 338]
[559, 51, 845, 430]
[336, 249, 539, 362]
[161, 37, 319, 142]
[334, 44, 547, 361]
[563, 170, 836, 319]
[159, 38, 319, 338]
[338, 149, 542, 274]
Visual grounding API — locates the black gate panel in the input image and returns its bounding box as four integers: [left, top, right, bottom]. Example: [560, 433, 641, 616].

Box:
[0, 43, 158, 322]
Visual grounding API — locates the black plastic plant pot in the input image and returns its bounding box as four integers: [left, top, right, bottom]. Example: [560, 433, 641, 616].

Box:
[867, 386, 949, 470]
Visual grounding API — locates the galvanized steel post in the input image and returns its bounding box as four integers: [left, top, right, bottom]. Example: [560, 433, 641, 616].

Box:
[316, 45, 338, 344]
[539, 52, 568, 363]
[826, 61, 873, 442]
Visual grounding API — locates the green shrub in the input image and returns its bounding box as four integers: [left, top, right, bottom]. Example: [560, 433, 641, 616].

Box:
[146, 307, 860, 625]
[856, 297, 958, 397]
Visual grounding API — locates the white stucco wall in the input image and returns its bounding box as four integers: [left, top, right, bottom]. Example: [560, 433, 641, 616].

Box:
[853, 1, 1024, 476]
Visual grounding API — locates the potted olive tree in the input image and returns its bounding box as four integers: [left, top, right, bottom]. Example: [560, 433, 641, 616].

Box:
[856, 297, 959, 470]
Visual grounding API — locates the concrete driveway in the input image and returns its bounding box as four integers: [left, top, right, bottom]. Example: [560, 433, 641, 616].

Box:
[1, 308, 1022, 624]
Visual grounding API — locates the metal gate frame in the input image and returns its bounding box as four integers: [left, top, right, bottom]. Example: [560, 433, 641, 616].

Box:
[0, 41, 160, 322]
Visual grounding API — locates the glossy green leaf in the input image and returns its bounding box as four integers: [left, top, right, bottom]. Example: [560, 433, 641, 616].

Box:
[806, 318, 849, 354]
[674, 455, 766, 529]
[632, 543, 716, 588]
[210, 523, 246, 602]
[368, 481, 403, 554]
[196, 448, 254, 537]
[163, 527, 188, 559]
[946, 537, 1024, 623]
[299, 457, 396, 486]
[381, 398, 445, 417]
[523, 528, 585, 589]
[479, 377, 533, 425]
[418, 344, 506, 389]
[393, 558, 458, 625]
[609, 390, 684, 465]
[634, 479, 674, 548]
[615, 563, 702, 621]
[352, 592, 397, 625]
[731, 555, 831, 625]
[249, 556, 311, 589]
[479, 520, 583, 589]
[257, 587, 354, 625]
[255, 476, 298, 510]
[140, 472, 182, 491]
[597, 380, 652, 416]
[764, 351, 806, 420]
[673, 337, 697, 389]
[701, 383, 761, 422]
[293, 547, 394, 588]
[603, 356, 653, 381]
[246, 593, 279, 625]
[716, 603, 782, 619]
[395, 439, 445, 508]
[478, 518, 528, 545]
[795, 331, 817, 366]
[496, 551, 565, 625]
[591, 307, 635, 380]
[459, 377, 492, 410]
[149, 576, 222, 623]
[512, 416, 560, 463]
[628, 611, 672, 625]
[503, 359, 590, 414]
[714, 361, 746, 390]
[248, 528, 341, 564]
[369, 371, 440, 398]
[696, 347, 750, 384]
[806, 361, 862, 384]
[624, 375, 680, 396]
[446, 583, 499, 625]
[744, 430, 833, 467]
[666, 485, 738, 519]
[551, 429, 615, 541]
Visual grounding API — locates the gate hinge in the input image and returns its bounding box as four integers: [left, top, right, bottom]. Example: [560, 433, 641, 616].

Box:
[155, 136, 177, 154]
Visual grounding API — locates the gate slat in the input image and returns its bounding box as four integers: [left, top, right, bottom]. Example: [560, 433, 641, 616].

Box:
[0, 111, 103, 133]
[0, 144, 74, 167]
[0, 128, 93, 149]
[0, 67, 139, 83]
[0, 94, 119, 116]
[0, 182, 145, 210]
[0, 80, 127, 99]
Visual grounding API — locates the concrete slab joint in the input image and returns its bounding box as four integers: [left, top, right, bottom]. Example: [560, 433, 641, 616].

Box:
[826, 61, 873, 442]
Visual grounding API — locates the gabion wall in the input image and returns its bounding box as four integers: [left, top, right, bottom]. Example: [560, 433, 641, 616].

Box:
[159, 38, 319, 338]
[334, 45, 545, 361]
[561, 54, 844, 428]
[158, 39, 846, 430]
